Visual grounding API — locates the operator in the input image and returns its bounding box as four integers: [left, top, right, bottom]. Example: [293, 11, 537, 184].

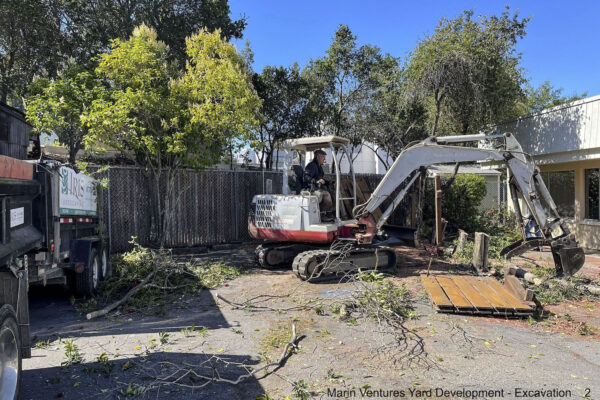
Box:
[304, 149, 333, 214]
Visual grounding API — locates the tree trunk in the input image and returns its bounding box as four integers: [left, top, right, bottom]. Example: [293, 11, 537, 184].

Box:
[148, 170, 163, 246]
[431, 90, 442, 136]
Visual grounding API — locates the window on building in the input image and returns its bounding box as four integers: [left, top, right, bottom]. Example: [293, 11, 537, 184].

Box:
[540, 171, 575, 218]
[585, 168, 600, 219]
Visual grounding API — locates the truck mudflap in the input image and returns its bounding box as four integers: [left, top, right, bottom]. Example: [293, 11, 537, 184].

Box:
[500, 234, 585, 276]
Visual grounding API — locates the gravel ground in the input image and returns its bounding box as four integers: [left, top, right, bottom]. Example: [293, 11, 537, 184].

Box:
[22, 246, 600, 400]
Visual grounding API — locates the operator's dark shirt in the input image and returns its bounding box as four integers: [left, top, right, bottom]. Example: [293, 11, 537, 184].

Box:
[304, 159, 325, 188]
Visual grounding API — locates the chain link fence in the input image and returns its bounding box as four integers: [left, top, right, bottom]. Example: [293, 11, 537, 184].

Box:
[91, 166, 415, 253]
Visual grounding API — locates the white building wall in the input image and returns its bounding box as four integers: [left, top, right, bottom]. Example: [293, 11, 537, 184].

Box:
[501, 95, 600, 164]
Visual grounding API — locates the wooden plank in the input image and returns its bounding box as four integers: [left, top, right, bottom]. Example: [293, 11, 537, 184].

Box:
[469, 277, 515, 311]
[435, 276, 474, 309]
[420, 275, 453, 308]
[339, 178, 354, 218]
[504, 275, 534, 302]
[357, 177, 382, 220]
[450, 276, 495, 310]
[354, 177, 369, 204]
[485, 278, 534, 311]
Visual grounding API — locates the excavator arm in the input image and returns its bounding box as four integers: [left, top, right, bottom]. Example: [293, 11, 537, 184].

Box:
[353, 133, 585, 276]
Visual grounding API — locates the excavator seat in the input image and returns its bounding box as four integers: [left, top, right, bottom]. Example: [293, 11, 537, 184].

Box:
[291, 165, 304, 195]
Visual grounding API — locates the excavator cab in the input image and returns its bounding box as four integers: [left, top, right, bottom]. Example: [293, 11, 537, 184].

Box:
[281, 135, 357, 224]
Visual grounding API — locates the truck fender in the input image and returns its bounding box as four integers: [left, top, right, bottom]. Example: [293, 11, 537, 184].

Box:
[69, 238, 100, 271]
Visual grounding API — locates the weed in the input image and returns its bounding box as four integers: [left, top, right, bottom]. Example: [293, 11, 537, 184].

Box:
[531, 265, 556, 278]
[35, 339, 51, 349]
[327, 368, 343, 383]
[62, 339, 83, 366]
[159, 330, 170, 344]
[292, 379, 310, 400]
[314, 304, 324, 315]
[578, 324, 595, 336]
[122, 383, 146, 397]
[316, 329, 331, 338]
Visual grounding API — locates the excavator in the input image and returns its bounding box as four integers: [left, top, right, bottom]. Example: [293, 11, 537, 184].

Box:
[248, 133, 585, 281]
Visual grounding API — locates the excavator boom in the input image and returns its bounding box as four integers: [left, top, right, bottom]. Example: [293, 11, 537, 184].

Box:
[354, 132, 584, 276]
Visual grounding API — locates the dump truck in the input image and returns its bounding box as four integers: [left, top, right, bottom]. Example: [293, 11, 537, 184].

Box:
[0, 156, 109, 399]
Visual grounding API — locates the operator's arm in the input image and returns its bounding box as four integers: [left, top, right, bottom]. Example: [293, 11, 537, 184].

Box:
[304, 161, 323, 186]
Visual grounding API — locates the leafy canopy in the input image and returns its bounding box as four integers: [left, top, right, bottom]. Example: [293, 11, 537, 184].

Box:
[405, 8, 529, 136]
[84, 25, 260, 169]
[26, 65, 103, 163]
[252, 64, 313, 169]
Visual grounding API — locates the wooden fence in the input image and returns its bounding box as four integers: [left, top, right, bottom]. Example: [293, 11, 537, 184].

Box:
[92, 166, 416, 253]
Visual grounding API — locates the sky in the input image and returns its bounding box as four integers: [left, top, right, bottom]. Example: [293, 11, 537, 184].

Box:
[229, 0, 600, 97]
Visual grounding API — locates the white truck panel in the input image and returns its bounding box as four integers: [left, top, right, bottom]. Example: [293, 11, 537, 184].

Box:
[58, 166, 97, 216]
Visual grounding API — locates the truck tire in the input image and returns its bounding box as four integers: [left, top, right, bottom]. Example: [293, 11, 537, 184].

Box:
[100, 246, 112, 281]
[0, 304, 21, 400]
[75, 248, 100, 297]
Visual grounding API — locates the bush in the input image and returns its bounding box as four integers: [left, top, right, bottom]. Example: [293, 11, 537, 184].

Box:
[423, 174, 487, 233]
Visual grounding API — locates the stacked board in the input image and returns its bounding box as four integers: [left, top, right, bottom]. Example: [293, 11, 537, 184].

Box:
[421, 274, 535, 317]
[338, 177, 382, 220]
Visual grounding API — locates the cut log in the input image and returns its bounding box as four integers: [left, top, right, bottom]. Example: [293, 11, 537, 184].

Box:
[457, 229, 468, 253]
[472, 232, 489, 273]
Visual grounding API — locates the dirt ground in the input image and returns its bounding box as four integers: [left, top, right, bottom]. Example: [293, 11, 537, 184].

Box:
[22, 245, 600, 400]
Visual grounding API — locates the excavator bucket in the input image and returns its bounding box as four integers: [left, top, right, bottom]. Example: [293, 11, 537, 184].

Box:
[550, 241, 585, 277]
[501, 234, 585, 277]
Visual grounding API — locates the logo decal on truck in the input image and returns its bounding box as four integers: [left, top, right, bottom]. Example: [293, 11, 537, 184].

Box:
[59, 167, 97, 216]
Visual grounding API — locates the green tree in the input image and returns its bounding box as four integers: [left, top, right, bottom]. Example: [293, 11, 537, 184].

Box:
[63, 0, 246, 65]
[356, 62, 427, 169]
[3, 0, 245, 108]
[303, 25, 388, 144]
[25, 65, 103, 163]
[253, 64, 313, 169]
[405, 8, 530, 136]
[519, 81, 587, 115]
[84, 25, 260, 246]
[0, 0, 65, 105]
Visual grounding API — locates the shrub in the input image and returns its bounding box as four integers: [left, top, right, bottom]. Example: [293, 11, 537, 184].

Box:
[423, 173, 487, 233]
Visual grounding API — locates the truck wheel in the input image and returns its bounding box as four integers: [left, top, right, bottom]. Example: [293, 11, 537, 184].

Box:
[100, 246, 112, 280]
[0, 304, 21, 400]
[75, 249, 100, 297]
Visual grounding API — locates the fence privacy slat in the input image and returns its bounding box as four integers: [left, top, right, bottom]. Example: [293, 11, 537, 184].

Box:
[89, 167, 416, 253]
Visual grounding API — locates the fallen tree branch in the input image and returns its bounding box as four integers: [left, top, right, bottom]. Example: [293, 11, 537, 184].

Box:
[555, 279, 600, 296]
[86, 270, 156, 320]
[140, 324, 299, 390]
[216, 292, 313, 312]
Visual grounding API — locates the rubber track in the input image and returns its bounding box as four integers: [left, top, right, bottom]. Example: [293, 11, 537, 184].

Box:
[292, 247, 396, 282]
